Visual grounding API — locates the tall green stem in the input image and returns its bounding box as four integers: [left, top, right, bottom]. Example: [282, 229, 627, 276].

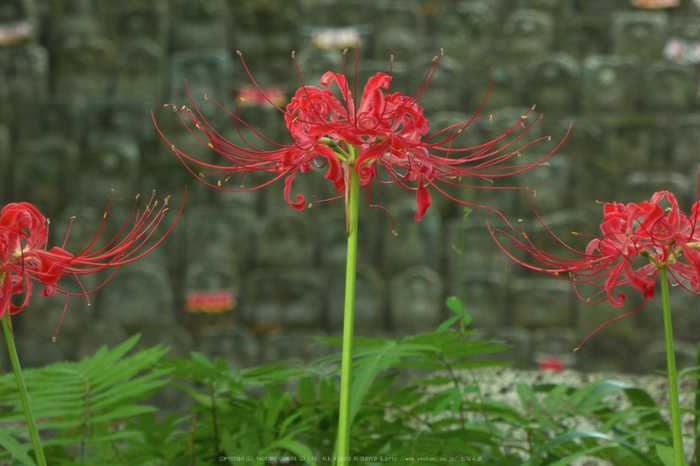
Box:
[659, 268, 685, 466]
[696, 342, 700, 466]
[337, 167, 360, 466]
[2, 313, 47, 466]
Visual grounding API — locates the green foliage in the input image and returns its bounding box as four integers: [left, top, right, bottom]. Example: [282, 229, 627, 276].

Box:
[0, 335, 172, 465]
[1, 320, 700, 465]
[515, 380, 673, 465]
[146, 318, 700, 465]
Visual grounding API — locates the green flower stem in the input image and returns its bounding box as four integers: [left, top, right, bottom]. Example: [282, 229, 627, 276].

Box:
[2, 313, 46, 466]
[696, 342, 700, 466]
[659, 267, 685, 466]
[337, 167, 360, 466]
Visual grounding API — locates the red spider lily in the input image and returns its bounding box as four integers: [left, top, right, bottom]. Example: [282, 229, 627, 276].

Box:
[0, 191, 184, 333]
[489, 183, 700, 349]
[155, 49, 568, 224]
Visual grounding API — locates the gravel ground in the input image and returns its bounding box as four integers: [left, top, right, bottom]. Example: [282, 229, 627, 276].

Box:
[448, 366, 699, 464]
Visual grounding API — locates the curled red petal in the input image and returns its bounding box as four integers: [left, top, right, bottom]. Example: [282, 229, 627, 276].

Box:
[284, 170, 306, 209]
[414, 179, 432, 222]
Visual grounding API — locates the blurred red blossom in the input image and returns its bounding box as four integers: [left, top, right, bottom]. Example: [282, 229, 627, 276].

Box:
[184, 289, 236, 314]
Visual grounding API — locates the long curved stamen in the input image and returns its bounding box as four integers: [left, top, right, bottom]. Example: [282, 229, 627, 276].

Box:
[574, 301, 647, 351]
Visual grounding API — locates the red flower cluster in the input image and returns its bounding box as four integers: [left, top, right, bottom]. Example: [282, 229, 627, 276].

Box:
[490, 183, 700, 347]
[156, 49, 566, 222]
[0, 192, 183, 326]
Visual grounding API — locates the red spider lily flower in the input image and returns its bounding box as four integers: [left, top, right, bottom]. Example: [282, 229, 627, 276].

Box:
[0, 191, 184, 334]
[155, 49, 568, 225]
[489, 182, 700, 349]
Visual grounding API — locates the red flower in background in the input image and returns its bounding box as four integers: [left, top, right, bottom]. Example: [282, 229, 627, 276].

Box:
[0, 192, 183, 331]
[490, 181, 700, 349]
[155, 49, 567, 223]
[184, 289, 236, 314]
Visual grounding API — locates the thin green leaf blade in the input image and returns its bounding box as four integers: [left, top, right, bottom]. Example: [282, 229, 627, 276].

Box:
[0, 430, 36, 466]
